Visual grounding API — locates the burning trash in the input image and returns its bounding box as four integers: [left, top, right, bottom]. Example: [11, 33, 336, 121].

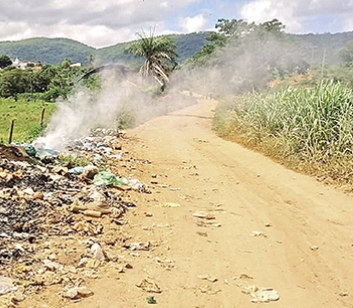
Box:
[0, 128, 150, 305]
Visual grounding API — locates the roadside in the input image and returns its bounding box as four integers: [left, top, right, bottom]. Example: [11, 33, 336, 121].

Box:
[15, 98, 353, 307]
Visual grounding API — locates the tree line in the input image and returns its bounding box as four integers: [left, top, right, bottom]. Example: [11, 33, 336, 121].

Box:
[1, 18, 353, 102]
[0, 56, 88, 101]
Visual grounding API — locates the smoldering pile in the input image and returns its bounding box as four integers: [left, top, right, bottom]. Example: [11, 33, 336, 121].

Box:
[0, 128, 150, 305]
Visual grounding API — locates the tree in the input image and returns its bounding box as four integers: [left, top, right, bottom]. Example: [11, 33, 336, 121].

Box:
[191, 19, 256, 64]
[339, 39, 353, 66]
[0, 69, 30, 99]
[0, 55, 12, 69]
[259, 19, 285, 33]
[125, 31, 178, 90]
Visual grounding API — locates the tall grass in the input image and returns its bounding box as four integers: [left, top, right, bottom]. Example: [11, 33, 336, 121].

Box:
[214, 81, 353, 188]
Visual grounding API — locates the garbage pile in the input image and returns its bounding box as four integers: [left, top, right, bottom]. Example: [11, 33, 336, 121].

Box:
[0, 128, 149, 306]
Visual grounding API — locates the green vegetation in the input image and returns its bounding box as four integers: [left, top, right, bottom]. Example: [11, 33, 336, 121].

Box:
[0, 59, 87, 101]
[214, 81, 353, 188]
[0, 98, 56, 143]
[0, 54, 12, 68]
[1, 31, 353, 67]
[58, 153, 92, 168]
[116, 109, 136, 130]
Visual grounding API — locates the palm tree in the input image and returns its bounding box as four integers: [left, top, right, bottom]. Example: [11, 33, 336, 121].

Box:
[126, 30, 178, 90]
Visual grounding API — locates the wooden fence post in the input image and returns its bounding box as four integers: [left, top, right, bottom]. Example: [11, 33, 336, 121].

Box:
[40, 108, 46, 127]
[9, 119, 15, 144]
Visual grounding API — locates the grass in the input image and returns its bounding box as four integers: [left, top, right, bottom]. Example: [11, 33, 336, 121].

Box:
[0, 98, 57, 144]
[213, 81, 353, 191]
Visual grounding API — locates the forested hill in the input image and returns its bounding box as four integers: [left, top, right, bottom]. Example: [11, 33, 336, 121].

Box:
[293, 31, 353, 65]
[0, 37, 95, 65]
[0, 31, 352, 66]
[0, 32, 210, 66]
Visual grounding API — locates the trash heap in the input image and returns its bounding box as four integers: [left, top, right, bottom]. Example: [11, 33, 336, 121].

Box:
[0, 128, 149, 306]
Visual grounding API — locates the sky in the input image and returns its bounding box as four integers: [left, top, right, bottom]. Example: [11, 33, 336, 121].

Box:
[0, 0, 352, 48]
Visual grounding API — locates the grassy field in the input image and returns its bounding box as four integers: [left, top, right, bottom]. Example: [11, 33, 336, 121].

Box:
[0, 98, 56, 144]
[213, 81, 353, 191]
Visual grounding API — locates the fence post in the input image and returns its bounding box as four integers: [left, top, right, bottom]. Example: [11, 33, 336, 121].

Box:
[40, 108, 46, 127]
[9, 119, 15, 144]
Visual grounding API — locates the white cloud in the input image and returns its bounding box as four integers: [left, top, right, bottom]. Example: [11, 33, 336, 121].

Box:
[180, 14, 208, 33]
[344, 19, 353, 32]
[0, 0, 202, 47]
[240, 0, 304, 32]
[240, 0, 353, 33]
[1, 0, 353, 48]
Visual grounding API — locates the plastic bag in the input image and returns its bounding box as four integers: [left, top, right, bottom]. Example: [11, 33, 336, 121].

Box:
[0, 276, 17, 295]
[23, 144, 37, 157]
[93, 171, 126, 186]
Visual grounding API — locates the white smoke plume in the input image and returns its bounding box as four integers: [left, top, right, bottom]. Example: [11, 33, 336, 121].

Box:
[36, 26, 312, 151]
[35, 66, 194, 150]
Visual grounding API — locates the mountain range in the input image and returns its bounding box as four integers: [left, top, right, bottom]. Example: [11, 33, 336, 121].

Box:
[0, 31, 352, 67]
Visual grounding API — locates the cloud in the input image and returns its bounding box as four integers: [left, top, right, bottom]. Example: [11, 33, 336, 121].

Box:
[0, 0, 202, 47]
[240, 0, 353, 33]
[180, 14, 208, 33]
[1, 0, 353, 48]
[344, 19, 353, 32]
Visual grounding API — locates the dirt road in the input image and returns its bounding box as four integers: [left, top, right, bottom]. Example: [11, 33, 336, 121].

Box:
[21, 99, 353, 307]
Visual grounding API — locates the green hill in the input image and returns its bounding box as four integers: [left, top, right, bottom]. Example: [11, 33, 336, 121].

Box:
[292, 32, 353, 65]
[0, 31, 352, 67]
[0, 37, 96, 65]
[0, 32, 209, 66]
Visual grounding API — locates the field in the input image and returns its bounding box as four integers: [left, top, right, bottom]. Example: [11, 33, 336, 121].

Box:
[0, 98, 56, 144]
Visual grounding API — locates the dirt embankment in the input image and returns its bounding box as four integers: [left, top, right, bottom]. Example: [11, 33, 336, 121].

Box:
[17, 99, 353, 308]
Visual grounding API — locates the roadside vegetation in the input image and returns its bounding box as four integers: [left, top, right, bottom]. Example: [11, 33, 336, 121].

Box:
[202, 19, 353, 190]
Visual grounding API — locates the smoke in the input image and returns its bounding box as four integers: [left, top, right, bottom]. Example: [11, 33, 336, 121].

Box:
[35, 65, 194, 150]
[36, 29, 310, 151]
[173, 31, 309, 97]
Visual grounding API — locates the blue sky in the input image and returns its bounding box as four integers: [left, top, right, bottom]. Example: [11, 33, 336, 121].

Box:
[0, 0, 352, 48]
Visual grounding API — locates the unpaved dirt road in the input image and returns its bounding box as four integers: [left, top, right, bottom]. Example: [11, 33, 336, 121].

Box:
[21, 99, 353, 307]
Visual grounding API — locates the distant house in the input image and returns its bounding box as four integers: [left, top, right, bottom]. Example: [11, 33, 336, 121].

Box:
[12, 57, 28, 70]
[32, 66, 42, 72]
[70, 63, 82, 67]
[12, 58, 42, 70]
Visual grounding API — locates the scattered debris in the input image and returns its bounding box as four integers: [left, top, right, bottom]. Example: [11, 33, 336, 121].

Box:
[238, 274, 253, 280]
[197, 275, 218, 283]
[0, 276, 17, 295]
[196, 221, 221, 228]
[136, 278, 162, 293]
[198, 285, 221, 295]
[62, 286, 94, 300]
[251, 231, 267, 237]
[240, 285, 280, 303]
[192, 211, 216, 220]
[91, 243, 107, 261]
[196, 231, 208, 237]
[0, 128, 150, 303]
[163, 202, 180, 208]
[155, 257, 174, 270]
